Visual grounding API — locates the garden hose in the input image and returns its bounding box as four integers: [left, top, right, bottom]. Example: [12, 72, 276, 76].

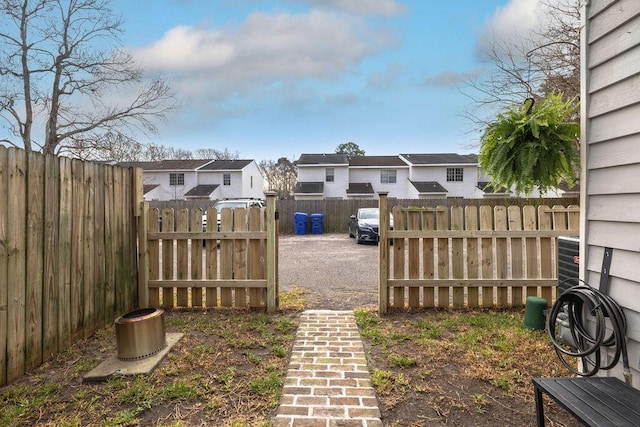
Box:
[547, 280, 631, 384]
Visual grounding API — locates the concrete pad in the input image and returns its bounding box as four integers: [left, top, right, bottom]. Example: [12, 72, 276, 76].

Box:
[82, 332, 183, 383]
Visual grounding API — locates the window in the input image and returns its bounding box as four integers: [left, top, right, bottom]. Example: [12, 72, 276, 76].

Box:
[169, 173, 184, 186]
[223, 173, 231, 186]
[250, 176, 253, 188]
[380, 170, 396, 184]
[446, 167, 464, 182]
[326, 168, 334, 182]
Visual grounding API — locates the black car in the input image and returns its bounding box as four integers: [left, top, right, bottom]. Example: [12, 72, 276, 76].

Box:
[348, 208, 393, 244]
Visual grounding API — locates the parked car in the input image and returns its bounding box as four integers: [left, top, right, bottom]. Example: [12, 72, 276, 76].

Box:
[348, 208, 393, 244]
[203, 198, 266, 231]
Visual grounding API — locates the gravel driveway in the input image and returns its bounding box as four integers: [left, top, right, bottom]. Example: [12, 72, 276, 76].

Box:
[278, 233, 379, 310]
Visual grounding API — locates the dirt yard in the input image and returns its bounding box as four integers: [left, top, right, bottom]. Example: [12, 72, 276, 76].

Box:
[0, 233, 582, 426]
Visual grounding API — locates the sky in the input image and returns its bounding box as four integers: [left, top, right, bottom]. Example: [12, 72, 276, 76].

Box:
[110, 0, 550, 163]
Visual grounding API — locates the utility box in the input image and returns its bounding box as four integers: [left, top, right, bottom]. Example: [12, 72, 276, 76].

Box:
[558, 236, 580, 296]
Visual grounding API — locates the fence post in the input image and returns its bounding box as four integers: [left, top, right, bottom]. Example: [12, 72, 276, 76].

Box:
[378, 192, 389, 314]
[265, 191, 277, 312]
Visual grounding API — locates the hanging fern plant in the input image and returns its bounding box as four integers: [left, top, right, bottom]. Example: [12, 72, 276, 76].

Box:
[479, 92, 580, 195]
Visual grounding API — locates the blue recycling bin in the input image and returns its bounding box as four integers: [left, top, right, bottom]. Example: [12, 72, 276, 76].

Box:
[310, 213, 324, 234]
[294, 212, 308, 235]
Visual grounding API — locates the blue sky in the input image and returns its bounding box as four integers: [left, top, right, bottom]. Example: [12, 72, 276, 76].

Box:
[112, 0, 547, 162]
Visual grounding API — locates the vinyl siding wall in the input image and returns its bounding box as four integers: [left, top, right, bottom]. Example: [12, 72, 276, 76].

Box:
[583, 0, 640, 383]
[349, 167, 411, 198]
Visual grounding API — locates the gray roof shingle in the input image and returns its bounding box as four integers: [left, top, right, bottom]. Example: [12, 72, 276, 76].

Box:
[134, 159, 215, 170]
[199, 159, 253, 170]
[401, 153, 478, 165]
[184, 184, 219, 197]
[346, 183, 375, 194]
[349, 156, 407, 167]
[143, 184, 159, 194]
[296, 154, 349, 165]
[410, 181, 448, 193]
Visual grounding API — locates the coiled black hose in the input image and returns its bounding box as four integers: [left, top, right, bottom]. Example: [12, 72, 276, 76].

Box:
[547, 280, 631, 384]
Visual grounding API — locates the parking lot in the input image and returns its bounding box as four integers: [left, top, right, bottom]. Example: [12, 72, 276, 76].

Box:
[278, 233, 379, 309]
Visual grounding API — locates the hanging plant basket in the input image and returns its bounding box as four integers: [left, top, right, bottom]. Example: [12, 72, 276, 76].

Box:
[479, 93, 580, 195]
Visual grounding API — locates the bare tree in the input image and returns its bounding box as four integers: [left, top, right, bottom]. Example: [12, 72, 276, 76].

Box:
[461, 0, 581, 131]
[193, 148, 240, 160]
[0, 0, 175, 156]
[260, 157, 297, 199]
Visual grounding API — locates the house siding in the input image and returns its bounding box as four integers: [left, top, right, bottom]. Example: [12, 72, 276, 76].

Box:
[137, 160, 265, 201]
[349, 167, 411, 198]
[583, 0, 640, 383]
[143, 170, 199, 200]
[409, 165, 479, 198]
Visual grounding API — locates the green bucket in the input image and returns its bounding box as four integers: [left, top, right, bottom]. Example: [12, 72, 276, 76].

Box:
[523, 296, 548, 330]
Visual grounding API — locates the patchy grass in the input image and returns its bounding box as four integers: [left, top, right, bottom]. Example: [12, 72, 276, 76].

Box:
[356, 308, 581, 427]
[0, 309, 300, 427]
[0, 300, 583, 427]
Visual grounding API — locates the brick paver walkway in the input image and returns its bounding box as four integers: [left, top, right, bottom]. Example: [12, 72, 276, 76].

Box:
[274, 310, 383, 427]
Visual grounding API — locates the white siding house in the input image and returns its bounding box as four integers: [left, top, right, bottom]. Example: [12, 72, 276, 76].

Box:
[294, 153, 488, 200]
[400, 153, 484, 199]
[582, 0, 640, 384]
[294, 154, 350, 200]
[348, 156, 411, 199]
[197, 159, 264, 200]
[121, 159, 264, 201]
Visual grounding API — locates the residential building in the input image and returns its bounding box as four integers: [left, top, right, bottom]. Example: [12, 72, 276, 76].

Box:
[120, 159, 264, 201]
[581, 1, 640, 384]
[294, 152, 502, 200]
[293, 153, 350, 200]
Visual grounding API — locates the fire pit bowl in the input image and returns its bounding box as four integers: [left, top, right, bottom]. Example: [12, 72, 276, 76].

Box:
[114, 308, 167, 361]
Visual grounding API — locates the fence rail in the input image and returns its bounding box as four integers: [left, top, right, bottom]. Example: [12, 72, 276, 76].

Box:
[0, 146, 140, 386]
[378, 195, 579, 313]
[151, 197, 579, 234]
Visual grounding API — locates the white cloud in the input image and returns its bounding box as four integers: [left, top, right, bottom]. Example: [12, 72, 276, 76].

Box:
[424, 70, 479, 88]
[287, 0, 407, 16]
[129, 8, 399, 122]
[476, 0, 547, 55]
[132, 10, 397, 89]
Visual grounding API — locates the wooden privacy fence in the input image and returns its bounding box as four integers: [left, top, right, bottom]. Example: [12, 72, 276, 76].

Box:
[377, 193, 580, 313]
[0, 147, 140, 386]
[141, 192, 278, 311]
[275, 197, 579, 234]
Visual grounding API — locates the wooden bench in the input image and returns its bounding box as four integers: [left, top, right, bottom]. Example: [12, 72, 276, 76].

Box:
[533, 377, 640, 426]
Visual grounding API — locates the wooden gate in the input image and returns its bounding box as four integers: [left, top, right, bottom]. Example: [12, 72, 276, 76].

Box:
[377, 193, 579, 313]
[138, 192, 278, 312]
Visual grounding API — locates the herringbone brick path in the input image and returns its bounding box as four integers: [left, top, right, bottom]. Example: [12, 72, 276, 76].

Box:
[274, 310, 383, 427]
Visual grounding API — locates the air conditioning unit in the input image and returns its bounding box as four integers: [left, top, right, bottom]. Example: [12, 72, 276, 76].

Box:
[556, 236, 580, 347]
[557, 236, 580, 296]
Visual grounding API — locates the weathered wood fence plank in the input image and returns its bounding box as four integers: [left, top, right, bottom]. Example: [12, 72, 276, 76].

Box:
[7, 149, 27, 383]
[26, 151, 44, 371]
[0, 146, 141, 387]
[0, 148, 8, 385]
[378, 193, 580, 312]
[141, 193, 277, 311]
